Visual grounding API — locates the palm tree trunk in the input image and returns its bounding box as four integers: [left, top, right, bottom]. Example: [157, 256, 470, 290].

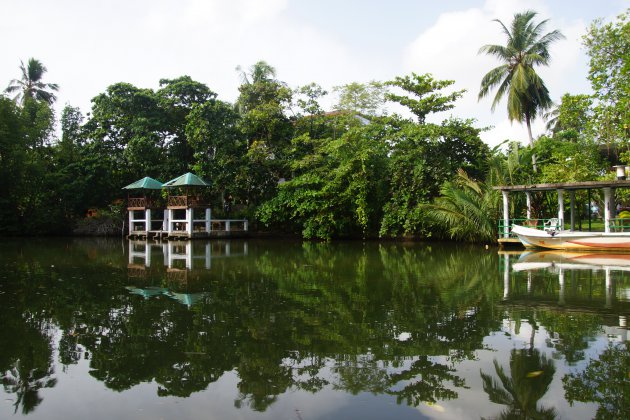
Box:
[525, 115, 537, 172]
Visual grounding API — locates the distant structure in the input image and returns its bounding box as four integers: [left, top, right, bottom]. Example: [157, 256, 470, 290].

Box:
[124, 173, 248, 240]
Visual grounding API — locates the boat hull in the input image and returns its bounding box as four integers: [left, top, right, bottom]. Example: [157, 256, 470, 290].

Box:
[511, 225, 630, 250]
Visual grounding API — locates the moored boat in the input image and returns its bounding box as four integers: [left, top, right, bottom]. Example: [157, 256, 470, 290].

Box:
[511, 224, 630, 250]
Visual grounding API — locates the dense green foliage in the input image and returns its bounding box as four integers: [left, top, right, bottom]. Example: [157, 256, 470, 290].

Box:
[0, 9, 627, 240]
[583, 10, 630, 147]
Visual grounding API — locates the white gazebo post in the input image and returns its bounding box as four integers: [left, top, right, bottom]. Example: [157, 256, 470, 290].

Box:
[128, 211, 134, 234]
[205, 208, 211, 233]
[525, 191, 532, 221]
[570, 190, 575, 231]
[167, 209, 174, 234]
[186, 208, 193, 236]
[145, 208, 151, 232]
[557, 189, 564, 229]
[603, 187, 612, 233]
[163, 209, 169, 232]
[502, 190, 509, 238]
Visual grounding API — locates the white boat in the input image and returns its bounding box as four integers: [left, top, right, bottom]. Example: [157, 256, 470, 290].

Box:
[511, 224, 630, 250]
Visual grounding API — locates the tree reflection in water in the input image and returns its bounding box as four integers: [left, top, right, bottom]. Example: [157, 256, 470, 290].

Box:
[563, 342, 630, 420]
[2, 238, 628, 418]
[0, 316, 56, 415]
[481, 349, 556, 419]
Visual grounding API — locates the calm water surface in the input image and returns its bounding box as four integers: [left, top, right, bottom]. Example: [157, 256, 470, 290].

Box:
[0, 238, 629, 419]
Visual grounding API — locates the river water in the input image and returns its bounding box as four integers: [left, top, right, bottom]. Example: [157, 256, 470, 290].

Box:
[0, 238, 628, 419]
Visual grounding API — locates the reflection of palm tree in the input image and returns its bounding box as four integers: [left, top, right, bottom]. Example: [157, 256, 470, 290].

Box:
[480, 349, 556, 419]
[2, 360, 57, 414]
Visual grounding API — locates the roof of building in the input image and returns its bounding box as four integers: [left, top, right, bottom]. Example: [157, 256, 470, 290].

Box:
[493, 179, 630, 192]
[163, 172, 211, 188]
[122, 176, 164, 190]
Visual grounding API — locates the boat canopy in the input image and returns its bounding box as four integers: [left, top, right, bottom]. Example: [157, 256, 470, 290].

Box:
[495, 179, 630, 239]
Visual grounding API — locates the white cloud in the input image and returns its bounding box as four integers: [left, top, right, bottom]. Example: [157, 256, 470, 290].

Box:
[0, 0, 352, 120]
[402, 0, 589, 147]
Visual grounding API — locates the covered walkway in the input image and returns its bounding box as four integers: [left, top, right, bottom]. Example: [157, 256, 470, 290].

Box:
[494, 177, 630, 245]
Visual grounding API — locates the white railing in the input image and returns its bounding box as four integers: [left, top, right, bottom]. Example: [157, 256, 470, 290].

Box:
[195, 219, 248, 232]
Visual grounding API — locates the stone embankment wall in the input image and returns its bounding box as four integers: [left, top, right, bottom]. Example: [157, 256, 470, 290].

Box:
[73, 217, 124, 236]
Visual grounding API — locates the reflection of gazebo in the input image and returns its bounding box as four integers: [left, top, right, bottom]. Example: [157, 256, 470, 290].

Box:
[163, 172, 212, 237]
[123, 176, 164, 236]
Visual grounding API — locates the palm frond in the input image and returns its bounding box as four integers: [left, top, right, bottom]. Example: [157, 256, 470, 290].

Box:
[490, 71, 513, 112]
[422, 169, 498, 242]
[479, 65, 509, 101]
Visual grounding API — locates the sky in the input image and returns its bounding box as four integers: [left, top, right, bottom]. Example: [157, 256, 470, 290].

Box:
[1, 0, 627, 147]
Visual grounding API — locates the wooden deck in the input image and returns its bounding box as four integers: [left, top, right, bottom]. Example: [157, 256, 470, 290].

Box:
[128, 229, 249, 240]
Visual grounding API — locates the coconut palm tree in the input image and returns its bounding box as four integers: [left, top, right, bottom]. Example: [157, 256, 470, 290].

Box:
[478, 10, 564, 171]
[235, 60, 277, 85]
[5, 58, 59, 105]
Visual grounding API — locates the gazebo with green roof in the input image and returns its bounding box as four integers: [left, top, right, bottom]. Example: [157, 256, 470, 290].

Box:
[163, 172, 212, 237]
[123, 176, 164, 235]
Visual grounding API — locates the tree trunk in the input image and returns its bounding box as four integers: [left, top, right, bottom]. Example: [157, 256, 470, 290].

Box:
[525, 115, 537, 172]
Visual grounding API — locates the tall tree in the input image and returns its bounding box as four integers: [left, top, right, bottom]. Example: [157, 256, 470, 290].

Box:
[0, 97, 26, 233]
[380, 73, 488, 238]
[235, 61, 293, 206]
[5, 58, 59, 105]
[333, 81, 386, 116]
[156, 76, 217, 174]
[478, 10, 564, 170]
[583, 8, 630, 148]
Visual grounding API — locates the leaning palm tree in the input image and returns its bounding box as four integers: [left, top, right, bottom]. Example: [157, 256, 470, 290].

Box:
[5, 58, 59, 105]
[478, 10, 564, 171]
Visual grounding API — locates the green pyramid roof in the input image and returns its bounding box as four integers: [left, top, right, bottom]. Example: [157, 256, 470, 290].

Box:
[163, 172, 211, 187]
[122, 176, 163, 190]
